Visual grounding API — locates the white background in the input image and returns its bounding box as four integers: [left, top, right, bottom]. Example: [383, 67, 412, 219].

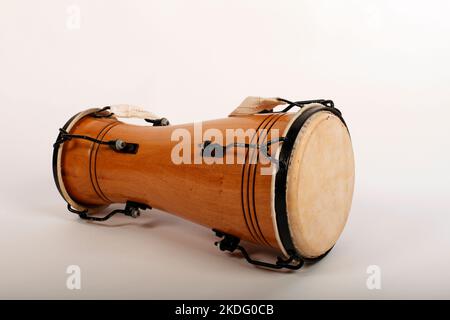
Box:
[0, 0, 449, 299]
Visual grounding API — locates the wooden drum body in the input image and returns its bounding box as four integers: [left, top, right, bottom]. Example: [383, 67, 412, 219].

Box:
[53, 99, 355, 269]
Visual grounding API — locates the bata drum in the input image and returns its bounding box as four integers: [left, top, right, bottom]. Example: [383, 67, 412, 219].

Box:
[52, 97, 355, 270]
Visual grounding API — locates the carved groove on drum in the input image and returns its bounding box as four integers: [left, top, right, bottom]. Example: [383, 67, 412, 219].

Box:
[242, 113, 279, 245]
[90, 122, 120, 203]
[249, 113, 286, 246]
[240, 114, 269, 244]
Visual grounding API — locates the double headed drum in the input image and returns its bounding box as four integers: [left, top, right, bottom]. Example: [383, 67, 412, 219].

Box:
[53, 99, 355, 268]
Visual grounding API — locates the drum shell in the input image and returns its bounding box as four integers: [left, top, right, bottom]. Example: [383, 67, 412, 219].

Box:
[60, 113, 294, 251]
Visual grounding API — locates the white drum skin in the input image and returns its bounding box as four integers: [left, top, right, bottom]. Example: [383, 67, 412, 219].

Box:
[285, 111, 355, 258]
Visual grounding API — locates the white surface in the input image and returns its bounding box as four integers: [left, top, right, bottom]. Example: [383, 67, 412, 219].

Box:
[0, 0, 450, 299]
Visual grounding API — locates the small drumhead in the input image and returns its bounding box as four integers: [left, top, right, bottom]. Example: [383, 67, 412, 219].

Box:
[286, 111, 355, 258]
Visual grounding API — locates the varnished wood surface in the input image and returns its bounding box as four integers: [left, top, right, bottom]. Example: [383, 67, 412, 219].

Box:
[61, 113, 294, 251]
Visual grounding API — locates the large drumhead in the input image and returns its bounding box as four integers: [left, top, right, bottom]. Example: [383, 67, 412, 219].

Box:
[286, 110, 355, 258]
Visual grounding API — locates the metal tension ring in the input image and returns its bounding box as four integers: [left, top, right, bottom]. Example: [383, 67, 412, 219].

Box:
[68, 201, 151, 222]
[213, 229, 304, 271]
[54, 128, 139, 154]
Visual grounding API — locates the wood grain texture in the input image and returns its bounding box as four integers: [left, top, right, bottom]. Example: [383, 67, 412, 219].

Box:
[60, 114, 292, 251]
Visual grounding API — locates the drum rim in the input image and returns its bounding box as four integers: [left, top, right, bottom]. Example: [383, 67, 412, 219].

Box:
[273, 104, 348, 262]
[52, 108, 107, 213]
